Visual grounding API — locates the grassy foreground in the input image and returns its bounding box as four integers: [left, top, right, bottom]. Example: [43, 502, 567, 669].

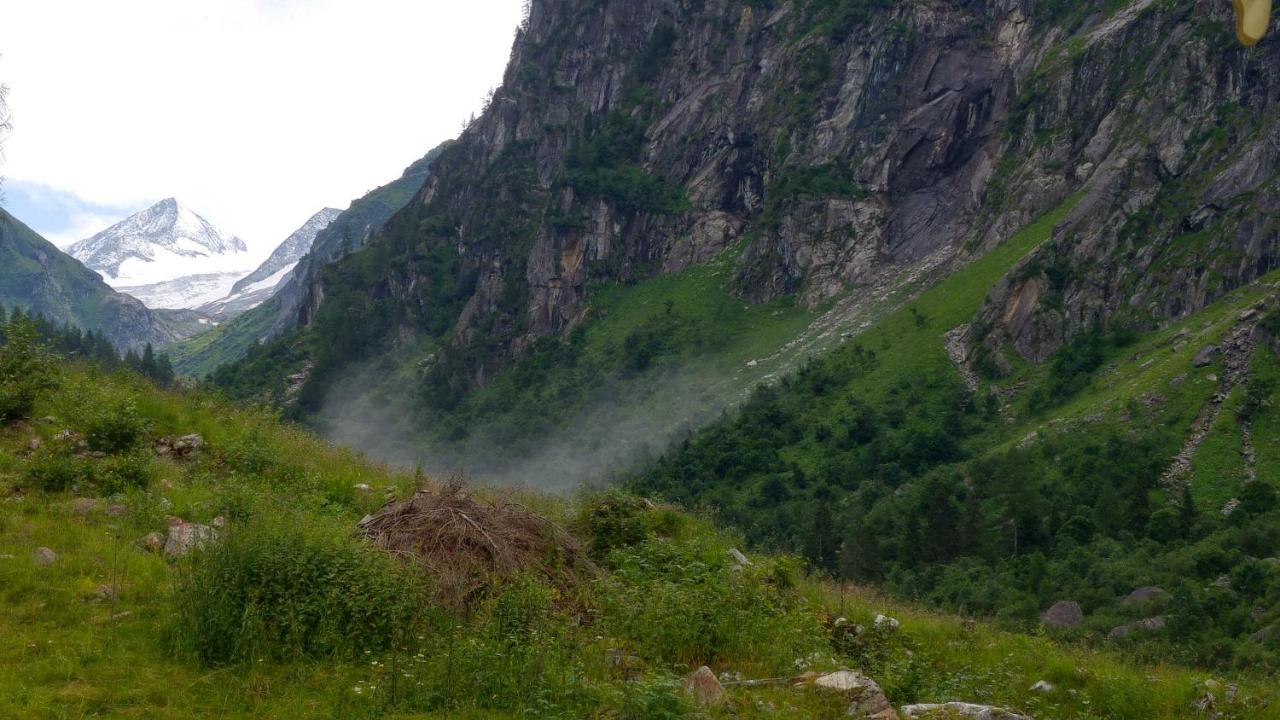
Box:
[0, 360, 1277, 718]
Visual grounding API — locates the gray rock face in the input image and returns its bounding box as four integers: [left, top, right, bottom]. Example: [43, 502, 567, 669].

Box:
[1041, 600, 1084, 628]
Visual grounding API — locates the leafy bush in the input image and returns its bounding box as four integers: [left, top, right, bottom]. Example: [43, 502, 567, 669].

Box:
[81, 398, 148, 453]
[170, 513, 421, 664]
[24, 448, 91, 492]
[600, 536, 823, 671]
[579, 491, 651, 562]
[96, 451, 157, 493]
[0, 317, 57, 423]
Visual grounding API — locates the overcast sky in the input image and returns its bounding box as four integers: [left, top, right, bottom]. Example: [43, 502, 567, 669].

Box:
[0, 0, 525, 253]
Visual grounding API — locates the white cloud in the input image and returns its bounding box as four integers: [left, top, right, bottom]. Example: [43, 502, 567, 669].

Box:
[0, 0, 525, 249]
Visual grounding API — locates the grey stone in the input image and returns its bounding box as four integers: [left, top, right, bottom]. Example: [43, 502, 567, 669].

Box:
[683, 666, 725, 706]
[1121, 586, 1169, 607]
[32, 547, 58, 566]
[1041, 600, 1084, 628]
[1193, 345, 1218, 368]
[1108, 616, 1166, 639]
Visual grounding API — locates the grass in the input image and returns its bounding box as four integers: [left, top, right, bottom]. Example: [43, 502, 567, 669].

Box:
[4, 360, 1280, 717]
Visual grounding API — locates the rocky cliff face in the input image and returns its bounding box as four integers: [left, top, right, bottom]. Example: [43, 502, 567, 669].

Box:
[975, 0, 1280, 361]
[293, 0, 1280, 404]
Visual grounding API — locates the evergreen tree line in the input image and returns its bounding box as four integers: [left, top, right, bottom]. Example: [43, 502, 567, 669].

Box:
[0, 302, 175, 388]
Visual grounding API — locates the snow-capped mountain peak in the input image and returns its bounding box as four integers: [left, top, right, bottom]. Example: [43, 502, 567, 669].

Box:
[68, 198, 250, 286]
[200, 207, 342, 320]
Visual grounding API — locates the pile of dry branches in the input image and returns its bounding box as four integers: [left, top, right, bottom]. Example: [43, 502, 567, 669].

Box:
[358, 478, 593, 608]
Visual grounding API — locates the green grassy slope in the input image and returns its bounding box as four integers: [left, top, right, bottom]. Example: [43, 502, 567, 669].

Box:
[634, 196, 1280, 671]
[2, 358, 1278, 718]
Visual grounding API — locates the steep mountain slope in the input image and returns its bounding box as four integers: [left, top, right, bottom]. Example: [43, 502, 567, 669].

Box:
[0, 209, 200, 348]
[170, 147, 443, 377]
[211, 0, 1280, 470]
[68, 198, 252, 309]
[199, 207, 341, 321]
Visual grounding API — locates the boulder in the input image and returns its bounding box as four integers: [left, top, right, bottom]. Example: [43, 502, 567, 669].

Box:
[683, 666, 725, 706]
[172, 434, 204, 455]
[901, 702, 1030, 719]
[1041, 600, 1084, 628]
[32, 547, 58, 566]
[812, 671, 896, 719]
[71, 498, 101, 515]
[1193, 345, 1218, 368]
[164, 522, 216, 557]
[728, 547, 752, 567]
[874, 614, 900, 630]
[105, 503, 129, 518]
[1108, 616, 1166, 639]
[1121, 586, 1168, 607]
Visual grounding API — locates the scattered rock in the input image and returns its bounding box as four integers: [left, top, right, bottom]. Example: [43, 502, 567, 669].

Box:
[93, 584, 118, 601]
[1041, 600, 1084, 628]
[901, 702, 1030, 719]
[1030, 680, 1054, 693]
[874, 614, 900, 630]
[89, 451, 107, 459]
[728, 547, 752, 567]
[172, 434, 204, 455]
[1108, 616, 1167, 639]
[32, 547, 58, 566]
[683, 666, 725, 706]
[71, 498, 101, 515]
[27, 437, 41, 451]
[137, 532, 165, 553]
[164, 522, 216, 557]
[1193, 345, 1219, 367]
[105, 503, 129, 518]
[1221, 498, 1241, 516]
[1121, 586, 1169, 606]
[211, 516, 228, 529]
[353, 483, 372, 492]
[812, 670, 896, 719]
[1193, 692, 1215, 712]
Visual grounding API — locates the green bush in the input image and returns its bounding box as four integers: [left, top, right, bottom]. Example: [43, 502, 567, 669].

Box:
[96, 451, 157, 493]
[600, 536, 823, 671]
[579, 491, 651, 562]
[0, 318, 57, 423]
[81, 398, 148, 453]
[23, 448, 91, 492]
[169, 513, 421, 664]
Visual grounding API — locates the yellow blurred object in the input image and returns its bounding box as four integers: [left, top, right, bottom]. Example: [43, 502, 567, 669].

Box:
[1234, 0, 1273, 46]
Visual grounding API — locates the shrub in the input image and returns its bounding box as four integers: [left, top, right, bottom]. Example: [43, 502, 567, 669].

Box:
[600, 536, 824, 671]
[170, 513, 421, 664]
[24, 447, 91, 492]
[579, 491, 650, 562]
[81, 398, 148, 453]
[97, 451, 157, 493]
[0, 317, 57, 423]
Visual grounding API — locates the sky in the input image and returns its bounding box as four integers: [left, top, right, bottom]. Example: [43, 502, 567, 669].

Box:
[0, 0, 526, 254]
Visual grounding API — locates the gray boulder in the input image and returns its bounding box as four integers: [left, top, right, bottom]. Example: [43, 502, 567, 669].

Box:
[164, 521, 216, 557]
[812, 670, 897, 719]
[32, 547, 58, 566]
[1193, 345, 1218, 368]
[1041, 600, 1084, 628]
[683, 666, 725, 706]
[1121, 586, 1169, 607]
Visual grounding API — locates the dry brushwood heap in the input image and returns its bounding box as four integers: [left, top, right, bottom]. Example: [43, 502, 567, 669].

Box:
[358, 480, 594, 607]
